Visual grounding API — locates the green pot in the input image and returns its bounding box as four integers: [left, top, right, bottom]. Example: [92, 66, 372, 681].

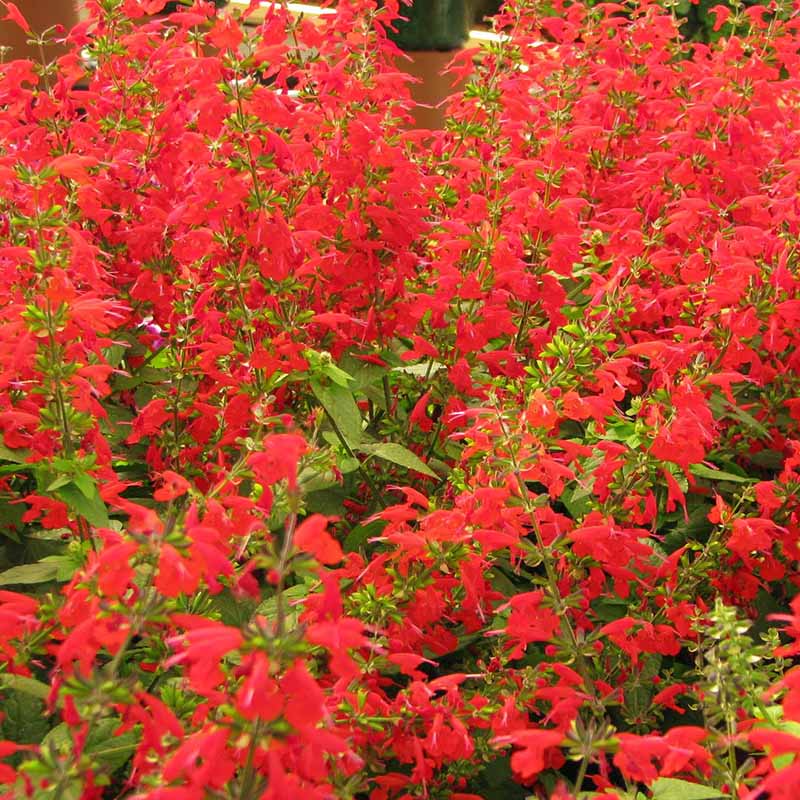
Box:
[475, 0, 502, 19]
[390, 0, 471, 52]
[161, 0, 228, 12]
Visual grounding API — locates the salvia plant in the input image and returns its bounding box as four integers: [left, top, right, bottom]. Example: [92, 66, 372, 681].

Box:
[2, 0, 800, 798]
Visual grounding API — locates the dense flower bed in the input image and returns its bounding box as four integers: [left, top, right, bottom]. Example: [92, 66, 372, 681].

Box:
[2, 0, 800, 797]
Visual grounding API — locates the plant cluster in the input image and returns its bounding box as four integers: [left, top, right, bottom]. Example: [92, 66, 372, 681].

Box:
[2, 0, 800, 798]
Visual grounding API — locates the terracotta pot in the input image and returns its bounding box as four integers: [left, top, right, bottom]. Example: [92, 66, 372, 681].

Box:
[399, 48, 465, 130]
[0, 0, 80, 62]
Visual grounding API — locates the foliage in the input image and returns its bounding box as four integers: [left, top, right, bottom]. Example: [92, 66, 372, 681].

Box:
[2, 0, 800, 799]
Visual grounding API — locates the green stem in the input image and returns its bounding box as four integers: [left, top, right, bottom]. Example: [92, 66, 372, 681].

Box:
[424, 418, 444, 460]
[237, 720, 265, 800]
[492, 402, 594, 689]
[325, 411, 387, 509]
[44, 300, 73, 458]
[383, 375, 393, 417]
[231, 67, 265, 210]
[274, 509, 298, 638]
[574, 752, 590, 795]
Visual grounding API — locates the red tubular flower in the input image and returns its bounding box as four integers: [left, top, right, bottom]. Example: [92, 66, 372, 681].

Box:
[153, 470, 191, 502]
[166, 622, 244, 695]
[235, 652, 284, 722]
[493, 729, 565, 781]
[248, 434, 308, 491]
[294, 514, 343, 565]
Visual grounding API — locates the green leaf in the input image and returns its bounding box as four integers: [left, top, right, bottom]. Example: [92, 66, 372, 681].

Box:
[320, 362, 354, 387]
[46, 475, 72, 492]
[689, 463, 754, 484]
[0, 561, 60, 586]
[26, 527, 72, 541]
[358, 442, 437, 478]
[392, 361, 444, 377]
[0, 688, 49, 746]
[297, 466, 340, 494]
[212, 589, 257, 627]
[0, 463, 33, 475]
[606, 421, 641, 447]
[0, 435, 29, 464]
[651, 778, 724, 800]
[592, 597, 630, 623]
[561, 482, 594, 519]
[256, 584, 309, 625]
[41, 722, 70, 752]
[343, 519, 386, 552]
[114, 366, 167, 390]
[304, 349, 354, 387]
[710, 394, 770, 439]
[55, 483, 110, 528]
[43, 719, 140, 772]
[40, 553, 82, 582]
[0, 674, 50, 700]
[305, 485, 349, 516]
[664, 500, 713, 552]
[72, 472, 97, 499]
[86, 732, 140, 771]
[311, 380, 362, 448]
[489, 568, 518, 598]
[339, 356, 387, 391]
[746, 449, 784, 470]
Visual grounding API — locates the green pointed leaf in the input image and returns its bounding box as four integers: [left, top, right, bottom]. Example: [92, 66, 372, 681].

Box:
[212, 589, 257, 627]
[55, 483, 110, 528]
[311, 380, 362, 448]
[0, 463, 33, 475]
[72, 472, 96, 499]
[43, 719, 139, 771]
[652, 778, 724, 800]
[86, 732, 140, 771]
[0, 674, 50, 700]
[46, 475, 72, 492]
[40, 553, 82, 582]
[321, 362, 354, 387]
[339, 356, 387, 390]
[392, 361, 444, 377]
[256, 584, 309, 625]
[0, 688, 48, 746]
[343, 519, 386, 552]
[746, 449, 784, 470]
[0, 435, 29, 464]
[689, 463, 754, 484]
[709, 394, 770, 439]
[0, 561, 60, 586]
[359, 442, 436, 478]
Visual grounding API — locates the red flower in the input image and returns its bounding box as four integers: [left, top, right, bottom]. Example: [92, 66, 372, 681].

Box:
[248, 434, 308, 490]
[294, 514, 343, 565]
[2, 2, 29, 32]
[494, 729, 565, 781]
[167, 622, 243, 694]
[235, 652, 284, 722]
[154, 470, 191, 502]
[281, 661, 326, 731]
[208, 14, 243, 51]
